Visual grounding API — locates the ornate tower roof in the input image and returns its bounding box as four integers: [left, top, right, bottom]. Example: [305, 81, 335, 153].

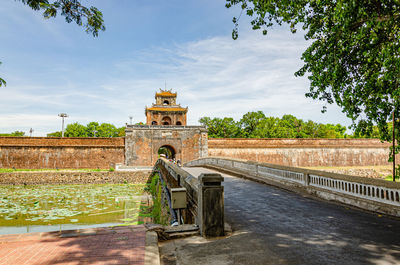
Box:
[145, 89, 188, 126]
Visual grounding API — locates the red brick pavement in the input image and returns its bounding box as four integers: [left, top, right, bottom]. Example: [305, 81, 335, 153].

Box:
[0, 225, 146, 265]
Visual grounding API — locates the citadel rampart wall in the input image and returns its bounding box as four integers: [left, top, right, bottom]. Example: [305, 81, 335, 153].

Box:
[0, 137, 394, 169]
[208, 138, 394, 167]
[0, 137, 124, 169]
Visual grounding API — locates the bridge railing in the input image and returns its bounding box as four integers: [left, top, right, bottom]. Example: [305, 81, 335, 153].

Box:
[185, 157, 400, 217]
[152, 158, 224, 237]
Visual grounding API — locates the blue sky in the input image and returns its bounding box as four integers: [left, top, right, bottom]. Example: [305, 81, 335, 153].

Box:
[0, 0, 351, 136]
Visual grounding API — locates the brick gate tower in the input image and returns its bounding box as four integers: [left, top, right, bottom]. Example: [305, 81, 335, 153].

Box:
[125, 89, 208, 166]
[145, 90, 188, 126]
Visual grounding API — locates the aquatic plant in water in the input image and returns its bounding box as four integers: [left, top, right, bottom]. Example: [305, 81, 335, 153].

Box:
[0, 184, 145, 227]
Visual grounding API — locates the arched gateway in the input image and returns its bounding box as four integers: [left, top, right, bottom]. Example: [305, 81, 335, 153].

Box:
[125, 89, 208, 166]
[158, 145, 176, 159]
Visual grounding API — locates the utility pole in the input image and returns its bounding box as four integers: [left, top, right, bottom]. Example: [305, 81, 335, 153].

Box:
[393, 109, 396, 182]
[58, 113, 68, 137]
[29, 128, 33, 137]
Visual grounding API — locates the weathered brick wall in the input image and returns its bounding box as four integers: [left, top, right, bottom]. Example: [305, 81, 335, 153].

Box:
[0, 137, 124, 169]
[125, 125, 208, 166]
[208, 138, 395, 167]
[0, 137, 395, 169]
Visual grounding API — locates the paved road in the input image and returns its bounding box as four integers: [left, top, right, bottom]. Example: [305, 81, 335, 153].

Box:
[178, 167, 400, 265]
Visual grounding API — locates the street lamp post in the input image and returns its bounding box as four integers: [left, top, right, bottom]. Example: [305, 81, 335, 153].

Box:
[29, 128, 33, 137]
[129, 116, 133, 125]
[58, 113, 68, 137]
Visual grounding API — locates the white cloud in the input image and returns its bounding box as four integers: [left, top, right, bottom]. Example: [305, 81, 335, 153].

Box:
[0, 27, 352, 136]
[102, 29, 350, 126]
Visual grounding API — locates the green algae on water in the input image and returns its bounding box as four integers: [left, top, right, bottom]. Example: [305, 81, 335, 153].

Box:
[0, 184, 145, 227]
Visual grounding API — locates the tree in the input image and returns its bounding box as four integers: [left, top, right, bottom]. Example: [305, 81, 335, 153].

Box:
[200, 112, 350, 139]
[86, 122, 99, 137]
[0, 131, 25, 136]
[1, 0, 105, 86]
[0, 62, 6, 87]
[97, 123, 117, 137]
[252, 116, 279, 138]
[47, 131, 62, 137]
[47, 121, 125, 137]
[199, 117, 241, 138]
[239, 111, 266, 137]
[64, 122, 87, 137]
[226, 0, 400, 177]
[20, 0, 105, 36]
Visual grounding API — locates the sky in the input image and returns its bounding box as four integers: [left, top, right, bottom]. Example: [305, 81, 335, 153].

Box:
[0, 0, 352, 136]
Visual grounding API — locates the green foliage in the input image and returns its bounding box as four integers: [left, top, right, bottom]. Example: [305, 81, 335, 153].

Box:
[158, 147, 174, 159]
[239, 111, 266, 137]
[47, 121, 125, 137]
[109, 167, 115, 172]
[199, 117, 241, 138]
[144, 173, 170, 225]
[18, 0, 105, 37]
[64, 122, 88, 137]
[200, 111, 349, 139]
[0, 184, 144, 226]
[97, 123, 117, 137]
[226, 1, 400, 178]
[47, 131, 62, 137]
[0, 62, 6, 87]
[385, 174, 400, 181]
[0, 131, 25, 137]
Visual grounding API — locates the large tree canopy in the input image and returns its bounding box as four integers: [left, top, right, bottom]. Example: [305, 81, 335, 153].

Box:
[226, 0, 400, 139]
[200, 111, 349, 139]
[1, 0, 105, 86]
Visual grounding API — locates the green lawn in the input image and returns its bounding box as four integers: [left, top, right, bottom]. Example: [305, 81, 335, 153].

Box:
[384, 175, 400, 181]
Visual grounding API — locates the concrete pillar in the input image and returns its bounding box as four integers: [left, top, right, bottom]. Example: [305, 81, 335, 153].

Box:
[304, 173, 310, 186]
[197, 173, 224, 237]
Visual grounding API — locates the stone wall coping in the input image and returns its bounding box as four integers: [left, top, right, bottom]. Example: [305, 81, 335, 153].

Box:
[158, 158, 199, 190]
[126, 125, 207, 130]
[208, 138, 390, 148]
[0, 136, 124, 140]
[0, 144, 124, 148]
[189, 156, 400, 189]
[0, 136, 124, 147]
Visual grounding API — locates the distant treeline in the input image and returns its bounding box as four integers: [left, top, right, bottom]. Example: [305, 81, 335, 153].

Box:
[0, 131, 25, 137]
[47, 122, 126, 137]
[199, 111, 377, 139]
[1, 112, 383, 139]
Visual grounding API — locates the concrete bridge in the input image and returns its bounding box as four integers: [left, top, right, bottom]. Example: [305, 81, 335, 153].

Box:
[155, 157, 400, 264]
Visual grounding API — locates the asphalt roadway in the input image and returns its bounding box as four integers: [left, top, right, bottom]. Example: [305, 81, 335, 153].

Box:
[160, 167, 400, 265]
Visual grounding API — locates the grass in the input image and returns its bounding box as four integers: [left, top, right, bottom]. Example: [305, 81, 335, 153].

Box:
[0, 168, 107, 173]
[384, 175, 400, 181]
[144, 172, 169, 225]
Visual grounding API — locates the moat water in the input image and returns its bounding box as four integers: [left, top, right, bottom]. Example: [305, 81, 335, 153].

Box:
[0, 184, 146, 235]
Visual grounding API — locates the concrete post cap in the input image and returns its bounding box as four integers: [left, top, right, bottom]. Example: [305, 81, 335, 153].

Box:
[198, 173, 224, 183]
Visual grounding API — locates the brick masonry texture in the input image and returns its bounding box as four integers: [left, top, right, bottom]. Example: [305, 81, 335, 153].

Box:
[0, 137, 124, 169]
[208, 138, 396, 167]
[0, 136, 396, 169]
[0, 171, 152, 185]
[0, 225, 146, 265]
[125, 125, 208, 166]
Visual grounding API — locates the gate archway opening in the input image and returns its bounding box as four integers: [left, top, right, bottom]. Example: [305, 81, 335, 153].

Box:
[158, 145, 176, 160]
[161, 116, 172, 125]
